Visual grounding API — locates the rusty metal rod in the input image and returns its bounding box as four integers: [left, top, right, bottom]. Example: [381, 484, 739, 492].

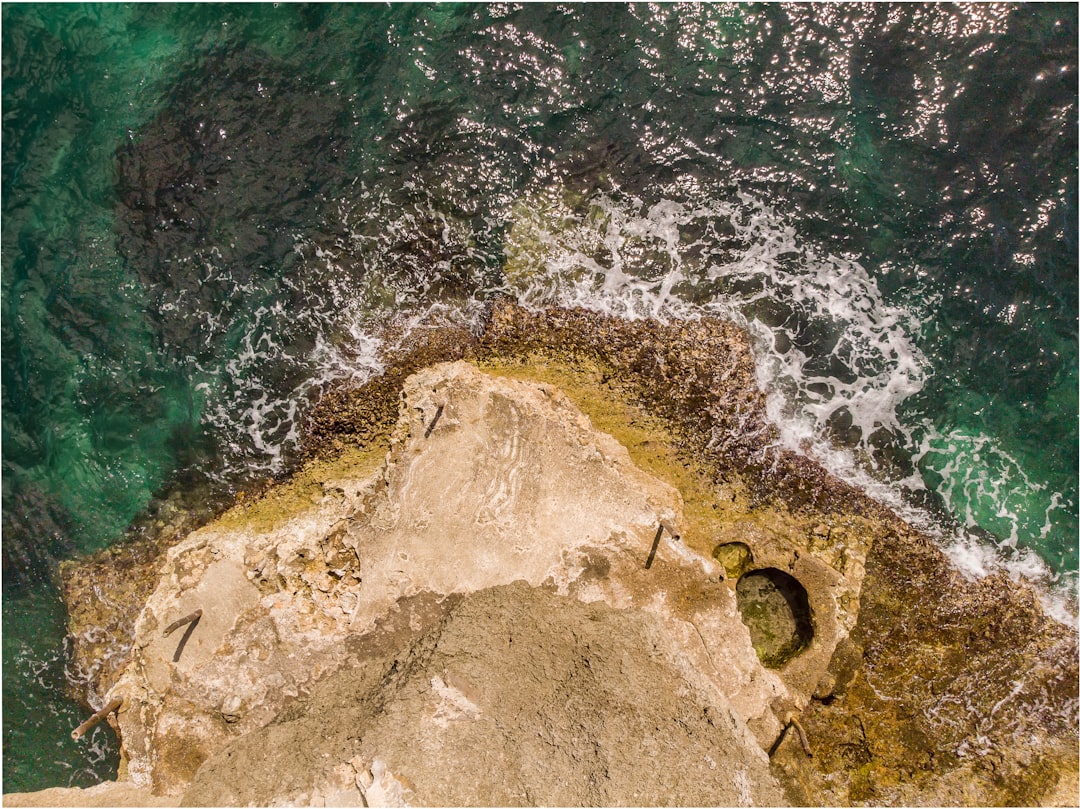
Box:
[72, 697, 122, 740]
[171, 614, 201, 663]
[163, 609, 202, 637]
[645, 524, 664, 569]
[424, 404, 444, 438]
[659, 519, 680, 540]
[645, 520, 680, 570]
[788, 715, 812, 757]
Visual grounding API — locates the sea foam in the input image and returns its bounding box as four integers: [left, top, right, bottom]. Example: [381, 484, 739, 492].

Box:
[186, 181, 1076, 624]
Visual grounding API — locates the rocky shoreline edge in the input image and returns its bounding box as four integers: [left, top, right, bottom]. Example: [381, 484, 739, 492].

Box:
[6, 301, 1077, 807]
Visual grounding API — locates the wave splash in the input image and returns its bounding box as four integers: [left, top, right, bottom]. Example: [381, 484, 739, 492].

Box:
[184, 181, 1076, 623]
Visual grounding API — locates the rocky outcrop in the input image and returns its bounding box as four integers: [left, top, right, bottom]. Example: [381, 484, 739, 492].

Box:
[772, 523, 1080, 806]
[58, 487, 222, 711]
[35, 302, 1078, 806]
[181, 582, 788, 807]
[100, 359, 856, 802]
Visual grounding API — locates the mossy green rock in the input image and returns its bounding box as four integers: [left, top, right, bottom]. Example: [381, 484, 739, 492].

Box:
[736, 568, 814, 669]
[713, 540, 753, 578]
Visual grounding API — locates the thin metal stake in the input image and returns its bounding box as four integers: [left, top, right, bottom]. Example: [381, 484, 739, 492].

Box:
[72, 697, 122, 740]
[424, 404, 444, 438]
[789, 715, 812, 757]
[645, 524, 664, 569]
[169, 613, 201, 661]
[163, 609, 202, 637]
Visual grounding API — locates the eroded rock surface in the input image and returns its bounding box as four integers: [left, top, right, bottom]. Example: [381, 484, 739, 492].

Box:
[42, 302, 1078, 808]
[106, 360, 844, 800]
[181, 582, 787, 807]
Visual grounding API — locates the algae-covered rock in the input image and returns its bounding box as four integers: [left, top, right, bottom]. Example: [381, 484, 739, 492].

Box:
[736, 567, 814, 669]
[714, 540, 754, 578]
[45, 302, 1076, 807]
[771, 524, 1079, 806]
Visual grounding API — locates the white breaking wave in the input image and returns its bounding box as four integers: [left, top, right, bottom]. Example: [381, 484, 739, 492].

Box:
[498, 183, 1077, 624]
[183, 181, 1075, 624]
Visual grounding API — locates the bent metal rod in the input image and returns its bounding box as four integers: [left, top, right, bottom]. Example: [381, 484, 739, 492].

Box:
[71, 696, 122, 741]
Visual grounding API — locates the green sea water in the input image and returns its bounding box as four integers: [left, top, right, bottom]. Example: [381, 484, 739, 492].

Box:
[3, 2, 1076, 791]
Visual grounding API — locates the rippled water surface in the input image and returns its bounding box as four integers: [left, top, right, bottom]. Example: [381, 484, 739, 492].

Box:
[3, 2, 1076, 790]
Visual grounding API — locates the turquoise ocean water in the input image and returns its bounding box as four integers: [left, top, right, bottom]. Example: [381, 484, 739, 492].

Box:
[2, 3, 1076, 791]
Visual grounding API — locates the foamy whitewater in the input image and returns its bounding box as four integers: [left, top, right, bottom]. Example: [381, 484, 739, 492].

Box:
[183, 183, 1076, 626]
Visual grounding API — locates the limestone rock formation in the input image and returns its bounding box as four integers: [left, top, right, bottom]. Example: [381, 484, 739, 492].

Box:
[27, 302, 1078, 808]
[102, 359, 845, 802]
[181, 582, 788, 807]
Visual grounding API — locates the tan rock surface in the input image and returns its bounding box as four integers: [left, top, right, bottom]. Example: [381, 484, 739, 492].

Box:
[2, 781, 174, 807]
[105, 360, 843, 799]
[180, 582, 788, 807]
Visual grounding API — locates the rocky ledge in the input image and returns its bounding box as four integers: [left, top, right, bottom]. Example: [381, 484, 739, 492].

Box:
[7, 302, 1077, 807]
